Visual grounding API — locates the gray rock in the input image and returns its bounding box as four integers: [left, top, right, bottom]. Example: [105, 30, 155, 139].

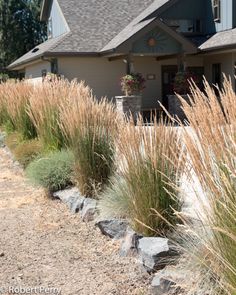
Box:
[0, 132, 6, 147]
[81, 198, 97, 222]
[151, 268, 183, 295]
[120, 227, 142, 256]
[137, 237, 173, 272]
[96, 219, 128, 239]
[53, 187, 85, 214]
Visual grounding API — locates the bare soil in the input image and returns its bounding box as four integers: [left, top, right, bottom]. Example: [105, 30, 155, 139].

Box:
[0, 146, 150, 295]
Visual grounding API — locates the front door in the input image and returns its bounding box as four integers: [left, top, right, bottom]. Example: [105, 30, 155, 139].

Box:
[162, 65, 178, 111]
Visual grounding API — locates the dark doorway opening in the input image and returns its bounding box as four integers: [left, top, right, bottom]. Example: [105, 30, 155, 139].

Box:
[161, 65, 178, 112]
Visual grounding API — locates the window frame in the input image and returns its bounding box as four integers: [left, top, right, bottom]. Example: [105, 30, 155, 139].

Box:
[212, 63, 222, 94]
[213, 0, 221, 22]
[47, 17, 53, 39]
[51, 59, 58, 74]
[42, 69, 47, 81]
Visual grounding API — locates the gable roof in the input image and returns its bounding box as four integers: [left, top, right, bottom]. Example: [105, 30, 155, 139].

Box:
[101, 0, 172, 52]
[52, 0, 158, 53]
[8, 33, 69, 70]
[199, 28, 236, 52]
[9, 0, 178, 69]
[8, 0, 197, 70]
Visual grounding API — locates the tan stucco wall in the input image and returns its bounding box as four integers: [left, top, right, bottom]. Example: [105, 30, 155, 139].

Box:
[57, 56, 204, 109]
[25, 61, 51, 80]
[58, 57, 126, 101]
[133, 57, 174, 108]
[23, 54, 208, 109]
[58, 56, 166, 108]
[203, 52, 236, 85]
[21, 52, 236, 110]
[133, 56, 204, 108]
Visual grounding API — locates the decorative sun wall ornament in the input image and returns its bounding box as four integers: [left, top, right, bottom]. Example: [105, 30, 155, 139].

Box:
[147, 37, 156, 47]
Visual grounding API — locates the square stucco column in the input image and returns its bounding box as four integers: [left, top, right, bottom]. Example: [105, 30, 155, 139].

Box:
[115, 95, 142, 122]
[168, 94, 190, 122]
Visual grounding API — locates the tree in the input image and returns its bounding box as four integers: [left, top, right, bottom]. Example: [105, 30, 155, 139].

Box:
[0, 0, 47, 71]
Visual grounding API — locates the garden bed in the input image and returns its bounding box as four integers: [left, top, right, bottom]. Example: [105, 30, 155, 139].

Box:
[0, 78, 235, 295]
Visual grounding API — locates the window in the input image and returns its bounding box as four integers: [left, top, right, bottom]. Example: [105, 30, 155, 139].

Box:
[163, 19, 203, 34]
[51, 59, 58, 74]
[42, 69, 47, 81]
[212, 63, 222, 94]
[47, 17, 53, 39]
[195, 19, 202, 33]
[213, 0, 221, 22]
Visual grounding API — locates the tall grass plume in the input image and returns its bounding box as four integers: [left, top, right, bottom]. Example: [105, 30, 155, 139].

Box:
[60, 81, 118, 197]
[172, 77, 236, 294]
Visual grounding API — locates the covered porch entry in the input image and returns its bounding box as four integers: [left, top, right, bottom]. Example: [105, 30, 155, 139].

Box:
[105, 18, 203, 119]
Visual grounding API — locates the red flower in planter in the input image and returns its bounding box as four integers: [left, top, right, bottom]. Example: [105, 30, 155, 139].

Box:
[173, 71, 200, 95]
[120, 73, 146, 96]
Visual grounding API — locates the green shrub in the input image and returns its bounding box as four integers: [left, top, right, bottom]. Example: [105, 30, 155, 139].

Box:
[26, 150, 74, 192]
[14, 139, 43, 168]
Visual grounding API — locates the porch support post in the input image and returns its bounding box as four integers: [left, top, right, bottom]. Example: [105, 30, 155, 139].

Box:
[126, 53, 133, 74]
[177, 51, 186, 72]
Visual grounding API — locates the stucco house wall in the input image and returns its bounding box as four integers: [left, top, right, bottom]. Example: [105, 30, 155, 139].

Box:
[58, 56, 204, 108]
[203, 52, 236, 84]
[135, 56, 204, 108]
[57, 57, 126, 101]
[23, 55, 204, 108]
[25, 61, 51, 80]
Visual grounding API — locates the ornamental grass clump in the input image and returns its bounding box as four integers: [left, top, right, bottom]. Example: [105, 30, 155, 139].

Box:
[0, 83, 12, 127]
[14, 139, 43, 168]
[98, 175, 130, 220]
[100, 117, 185, 236]
[0, 81, 36, 139]
[60, 81, 118, 198]
[174, 77, 236, 294]
[28, 80, 78, 151]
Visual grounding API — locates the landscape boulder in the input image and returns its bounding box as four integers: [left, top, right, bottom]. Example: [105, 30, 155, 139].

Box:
[151, 268, 184, 295]
[81, 198, 97, 222]
[53, 187, 85, 214]
[96, 219, 128, 239]
[0, 132, 5, 147]
[120, 227, 143, 256]
[138, 237, 175, 272]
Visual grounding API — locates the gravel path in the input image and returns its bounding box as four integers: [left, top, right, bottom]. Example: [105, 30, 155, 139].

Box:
[0, 146, 150, 295]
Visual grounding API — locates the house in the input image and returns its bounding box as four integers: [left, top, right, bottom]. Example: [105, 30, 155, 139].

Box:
[8, 0, 236, 113]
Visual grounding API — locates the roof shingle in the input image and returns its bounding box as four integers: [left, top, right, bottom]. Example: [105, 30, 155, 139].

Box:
[199, 28, 236, 51]
[10, 0, 236, 69]
[52, 0, 155, 53]
[8, 33, 69, 69]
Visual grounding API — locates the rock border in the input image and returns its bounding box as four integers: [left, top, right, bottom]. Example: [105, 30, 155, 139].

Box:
[52, 187, 180, 295]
